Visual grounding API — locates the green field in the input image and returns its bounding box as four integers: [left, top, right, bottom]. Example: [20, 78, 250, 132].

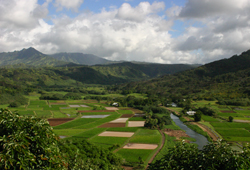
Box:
[117, 149, 153, 163]
[129, 129, 161, 144]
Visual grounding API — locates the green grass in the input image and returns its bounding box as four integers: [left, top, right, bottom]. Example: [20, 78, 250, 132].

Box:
[129, 129, 161, 144]
[53, 129, 86, 136]
[128, 117, 145, 121]
[80, 112, 115, 115]
[35, 111, 52, 118]
[202, 115, 220, 122]
[74, 114, 121, 129]
[53, 118, 100, 129]
[216, 129, 250, 137]
[52, 111, 68, 118]
[217, 112, 241, 117]
[74, 128, 107, 139]
[153, 134, 176, 163]
[223, 136, 250, 142]
[211, 122, 250, 129]
[89, 136, 129, 146]
[164, 120, 182, 130]
[18, 110, 34, 116]
[117, 110, 133, 114]
[106, 127, 142, 132]
[117, 149, 153, 163]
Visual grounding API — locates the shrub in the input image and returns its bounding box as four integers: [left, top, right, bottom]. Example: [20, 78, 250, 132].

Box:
[0, 109, 65, 169]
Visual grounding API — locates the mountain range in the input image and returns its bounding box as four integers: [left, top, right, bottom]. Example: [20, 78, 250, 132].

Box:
[117, 49, 250, 98]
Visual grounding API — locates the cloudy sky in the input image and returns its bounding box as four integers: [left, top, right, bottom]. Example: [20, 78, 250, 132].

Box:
[0, 0, 250, 64]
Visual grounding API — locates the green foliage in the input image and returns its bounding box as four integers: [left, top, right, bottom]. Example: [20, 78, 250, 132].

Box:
[8, 101, 21, 107]
[194, 111, 202, 122]
[0, 109, 65, 169]
[229, 116, 234, 122]
[148, 140, 250, 170]
[58, 138, 123, 170]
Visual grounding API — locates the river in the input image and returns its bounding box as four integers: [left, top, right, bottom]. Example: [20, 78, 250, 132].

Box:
[171, 113, 209, 150]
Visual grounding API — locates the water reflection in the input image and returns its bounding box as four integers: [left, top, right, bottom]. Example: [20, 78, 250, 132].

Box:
[171, 113, 209, 150]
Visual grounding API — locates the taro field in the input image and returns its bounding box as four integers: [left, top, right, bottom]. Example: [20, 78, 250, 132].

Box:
[0, 93, 183, 166]
[190, 100, 250, 146]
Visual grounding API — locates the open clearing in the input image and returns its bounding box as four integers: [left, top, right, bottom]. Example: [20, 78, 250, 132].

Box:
[48, 118, 74, 126]
[128, 121, 145, 127]
[98, 131, 134, 137]
[164, 129, 189, 139]
[123, 143, 158, 150]
[105, 107, 119, 110]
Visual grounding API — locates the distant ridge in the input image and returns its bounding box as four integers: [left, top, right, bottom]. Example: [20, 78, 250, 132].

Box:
[0, 47, 74, 67]
[49, 52, 111, 65]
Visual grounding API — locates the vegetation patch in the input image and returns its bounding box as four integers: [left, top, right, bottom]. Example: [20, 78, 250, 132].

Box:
[89, 136, 128, 146]
[202, 115, 220, 122]
[216, 129, 250, 137]
[129, 129, 161, 144]
[53, 129, 86, 136]
[107, 127, 142, 132]
[117, 149, 153, 163]
[76, 114, 121, 129]
[117, 110, 133, 114]
[53, 118, 100, 129]
[73, 128, 107, 139]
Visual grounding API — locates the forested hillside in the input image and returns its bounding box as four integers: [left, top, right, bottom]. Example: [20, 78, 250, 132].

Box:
[115, 50, 250, 99]
[50, 53, 111, 65]
[0, 47, 73, 67]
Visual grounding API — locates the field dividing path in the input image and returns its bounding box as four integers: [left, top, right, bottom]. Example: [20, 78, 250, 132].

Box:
[147, 130, 165, 165]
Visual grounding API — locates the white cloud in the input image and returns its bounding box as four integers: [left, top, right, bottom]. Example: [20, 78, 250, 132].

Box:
[55, 0, 84, 12]
[1, 0, 250, 65]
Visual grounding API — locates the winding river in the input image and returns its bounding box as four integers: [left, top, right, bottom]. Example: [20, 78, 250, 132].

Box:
[171, 113, 209, 150]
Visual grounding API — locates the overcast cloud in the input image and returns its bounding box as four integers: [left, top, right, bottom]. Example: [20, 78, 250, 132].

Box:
[0, 0, 250, 64]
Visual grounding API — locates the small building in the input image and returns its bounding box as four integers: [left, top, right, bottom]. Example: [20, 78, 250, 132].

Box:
[112, 102, 119, 107]
[186, 111, 196, 116]
[171, 102, 177, 107]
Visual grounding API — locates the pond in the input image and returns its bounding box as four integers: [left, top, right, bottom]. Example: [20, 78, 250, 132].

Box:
[171, 113, 209, 150]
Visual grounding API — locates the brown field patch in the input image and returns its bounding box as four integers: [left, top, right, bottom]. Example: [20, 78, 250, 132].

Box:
[98, 131, 134, 137]
[98, 123, 126, 128]
[164, 129, 189, 139]
[127, 121, 145, 127]
[47, 118, 74, 126]
[121, 108, 143, 114]
[78, 110, 115, 113]
[105, 107, 119, 110]
[220, 110, 236, 113]
[234, 119, 250, 123]
[121, 114, 134, 118]
[110, 118, 128, 123]
[123, 143, 158, 150]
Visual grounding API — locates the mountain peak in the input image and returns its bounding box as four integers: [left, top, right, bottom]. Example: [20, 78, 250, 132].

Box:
[18, 47, 43, 59]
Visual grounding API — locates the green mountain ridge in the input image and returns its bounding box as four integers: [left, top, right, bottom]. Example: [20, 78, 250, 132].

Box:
[116, 49, 250, 98]
[49, 52, 111, 65]
[0, 47, 74, 67]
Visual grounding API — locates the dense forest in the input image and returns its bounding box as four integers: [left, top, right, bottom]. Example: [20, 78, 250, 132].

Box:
[114, 50, 250, 101]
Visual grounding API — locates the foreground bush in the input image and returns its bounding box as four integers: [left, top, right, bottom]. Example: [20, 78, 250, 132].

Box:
[0, 109, 65, 169]
[0, 109, 123, 170]
[148, 140, 250, 170]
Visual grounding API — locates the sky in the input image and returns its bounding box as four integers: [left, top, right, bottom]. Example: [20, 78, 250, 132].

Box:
[0, 0, 250, 64]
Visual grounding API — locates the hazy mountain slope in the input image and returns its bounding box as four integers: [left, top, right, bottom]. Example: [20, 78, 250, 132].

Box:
[92, 62, 199, 78]
[0, 47, 73, 67]
[116, 49, 250, 98]
[49, 53, 111, 65]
